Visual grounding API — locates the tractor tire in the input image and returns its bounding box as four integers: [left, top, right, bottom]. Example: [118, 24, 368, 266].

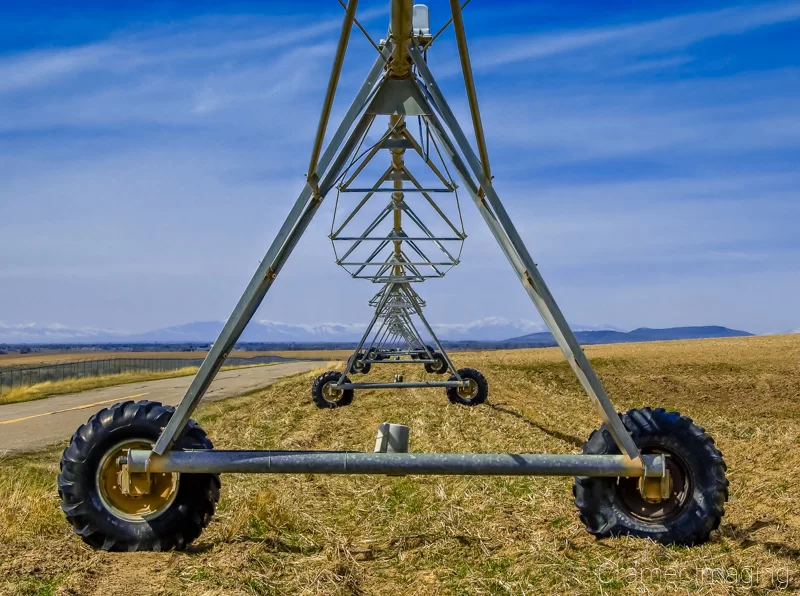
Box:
[573, 407, 728, 546]
[446, 368, 489, 406]
[352, 355, 371, 375]
[311, 371, 354, 409]
[58, 400, 219, 552]
[424, 352, 449, 375]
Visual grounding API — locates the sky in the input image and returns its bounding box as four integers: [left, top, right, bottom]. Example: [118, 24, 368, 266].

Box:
[0, 0, 798, 336]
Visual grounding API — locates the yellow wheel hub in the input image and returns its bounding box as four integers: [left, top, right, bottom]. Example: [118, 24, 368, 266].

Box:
[457, 379, 479, 399]
[322, 382, 344, 402]
[96, 440, 178, 521]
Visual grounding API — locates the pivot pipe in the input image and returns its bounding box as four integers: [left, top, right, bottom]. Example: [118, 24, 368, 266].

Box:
[390, 0, 413, 77]
[126, 450, 665, 477]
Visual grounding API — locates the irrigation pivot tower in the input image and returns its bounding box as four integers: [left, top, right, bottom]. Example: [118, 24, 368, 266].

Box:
[58, 1, 729, 552]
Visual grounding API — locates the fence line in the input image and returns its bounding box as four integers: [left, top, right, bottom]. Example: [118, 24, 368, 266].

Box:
[0, 355, 299, 395]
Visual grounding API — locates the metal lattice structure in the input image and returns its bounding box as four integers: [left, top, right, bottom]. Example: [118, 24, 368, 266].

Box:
[149, 0, 646, 477]
[58, 1, 729, 553]
[345, 283, 455, 379]
[328, 100, 468, 393]
[329, 113, 465, 283]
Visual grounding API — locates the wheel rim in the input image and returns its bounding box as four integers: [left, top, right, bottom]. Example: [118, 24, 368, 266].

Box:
[615, 446, 692, 522]
[322, 379, 345, 403]
[96, 439, 179, 522]
[456, 378, 479, 399]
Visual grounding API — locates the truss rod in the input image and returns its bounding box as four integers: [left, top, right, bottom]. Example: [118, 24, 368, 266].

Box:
[307, 0, 360, 184]
[449, 0, 491, 182]
[336, 0, 382, 54]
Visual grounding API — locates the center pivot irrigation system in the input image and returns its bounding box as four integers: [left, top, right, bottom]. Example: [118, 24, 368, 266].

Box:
[58, 1, 729, 552]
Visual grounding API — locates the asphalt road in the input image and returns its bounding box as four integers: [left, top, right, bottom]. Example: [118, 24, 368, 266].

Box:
[0, 361, 317, 455]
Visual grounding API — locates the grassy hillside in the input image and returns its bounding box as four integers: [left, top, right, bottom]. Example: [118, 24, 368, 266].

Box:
[1, 335, 798, 594]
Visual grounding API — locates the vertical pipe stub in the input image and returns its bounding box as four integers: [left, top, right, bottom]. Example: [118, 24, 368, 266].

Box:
[374, 422, 410, 453]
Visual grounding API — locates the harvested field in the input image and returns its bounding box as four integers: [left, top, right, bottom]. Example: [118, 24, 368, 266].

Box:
[1, 335, 798, 594]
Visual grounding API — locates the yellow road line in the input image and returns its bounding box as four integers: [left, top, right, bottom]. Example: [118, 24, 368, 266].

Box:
[0, 393, 149, 425]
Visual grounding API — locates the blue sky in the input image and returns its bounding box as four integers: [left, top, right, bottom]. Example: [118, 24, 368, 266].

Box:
[0, 0, 798, 335]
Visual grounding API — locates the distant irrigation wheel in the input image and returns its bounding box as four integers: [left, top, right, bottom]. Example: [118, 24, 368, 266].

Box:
[573, 408, 728, 546]
[58, 401, 219, 552]
[424, 352, 449, 375]
[366, 349, 385, 361]
[351, 355, 371, 375]
[311, 371, 354, 409]
[446, 368, 488, 406]
[413, 346, 434, 360]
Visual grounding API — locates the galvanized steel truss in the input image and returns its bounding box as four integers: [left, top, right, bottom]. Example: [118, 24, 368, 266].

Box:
[340, 282, 463, 388]
[142, 0, 659, 480]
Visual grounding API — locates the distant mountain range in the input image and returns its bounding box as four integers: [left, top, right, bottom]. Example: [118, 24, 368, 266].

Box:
[0, 318, 562, 344]
[505, 325, 753, 346]
[0, 319, 757, 346]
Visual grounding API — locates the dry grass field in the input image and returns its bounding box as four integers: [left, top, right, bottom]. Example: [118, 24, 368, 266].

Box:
[1, 335, 798, 595]
[0, 362, 280, 406]
[0, 368, 203, 406]
[0, 350, 348, 368]
[0, 351, 207, 367]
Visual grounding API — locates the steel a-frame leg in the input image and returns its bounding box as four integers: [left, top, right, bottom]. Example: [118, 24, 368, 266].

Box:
[407, 44, 641, 462]
[153, 49, 389, 455]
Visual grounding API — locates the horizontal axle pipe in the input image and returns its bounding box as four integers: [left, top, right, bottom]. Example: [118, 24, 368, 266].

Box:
[337, 381, 464, 389]
[339, 188, 454, 193]
[333, 237, 464, 242]
[339, 262, 455, 266]
[359, 358, 438, 364]
[127, 450, 662, 477]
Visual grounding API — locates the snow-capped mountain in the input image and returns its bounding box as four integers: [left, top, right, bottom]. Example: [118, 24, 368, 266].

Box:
[0, 318, 624, 344]
[0, 322, 124, 343]
[131, 321, 369, 343]
[429, 318, 625, 342]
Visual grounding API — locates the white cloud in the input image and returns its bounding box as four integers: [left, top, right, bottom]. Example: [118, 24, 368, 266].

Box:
[460, 1, 800, 74]
[0, 6, 391, 96]
[0, 44, 119, 95]
[0, 2, 798, 335]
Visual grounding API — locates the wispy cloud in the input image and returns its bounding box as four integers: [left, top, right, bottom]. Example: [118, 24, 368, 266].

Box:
[0, 7, 390, 96]
[0, 44, 117, 95]
[460, 1, 800, 74]
[477, 69, 800, 167]
[0, 1, 798, 334]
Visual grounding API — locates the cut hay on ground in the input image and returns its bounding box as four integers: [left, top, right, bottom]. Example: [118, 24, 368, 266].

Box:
[1, 335, 798, 594]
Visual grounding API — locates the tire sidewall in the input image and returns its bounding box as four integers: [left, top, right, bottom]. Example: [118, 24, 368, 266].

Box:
[447, 369, 488, 406]
[605, 433, 713, 540]
[575, 409, 727, 545]
[59, 402, 217, 551]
